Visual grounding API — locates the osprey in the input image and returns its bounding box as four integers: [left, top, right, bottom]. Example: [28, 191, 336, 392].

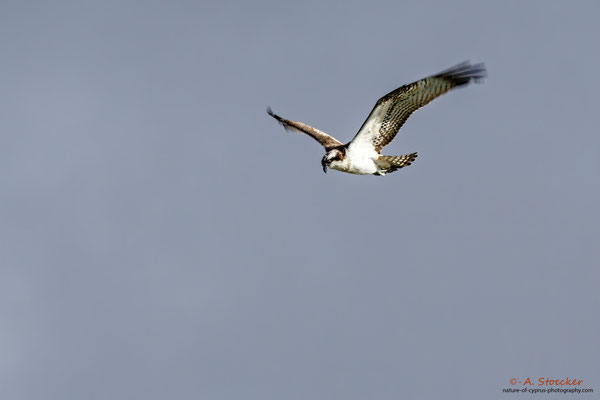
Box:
[268, 61, 486, 176]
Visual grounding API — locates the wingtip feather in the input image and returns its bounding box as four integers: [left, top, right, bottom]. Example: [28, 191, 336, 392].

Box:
[438, 61, 487, 85]
[266, 106, 282, 121]
[266, 106, 291, 131]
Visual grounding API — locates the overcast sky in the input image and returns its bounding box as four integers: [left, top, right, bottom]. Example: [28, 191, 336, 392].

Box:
[1, 1, 599, 399]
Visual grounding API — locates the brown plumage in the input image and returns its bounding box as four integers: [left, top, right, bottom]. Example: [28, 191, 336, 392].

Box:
[266, 107, 343, 151]
[376, 153, 418, 173]
[353, 61, 486, 152]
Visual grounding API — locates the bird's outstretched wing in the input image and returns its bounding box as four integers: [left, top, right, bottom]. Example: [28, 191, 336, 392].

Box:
[267, 107, 343, 151]
[349, 61, 486, 152]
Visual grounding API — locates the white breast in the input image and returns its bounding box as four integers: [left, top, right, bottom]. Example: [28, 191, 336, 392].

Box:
[330, 140, 379, 175]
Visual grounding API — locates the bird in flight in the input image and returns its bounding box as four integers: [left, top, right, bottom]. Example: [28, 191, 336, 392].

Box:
[267, 61, 486, 176]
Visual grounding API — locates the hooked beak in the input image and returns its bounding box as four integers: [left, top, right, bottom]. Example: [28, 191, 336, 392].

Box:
[321, 159, 328, 173]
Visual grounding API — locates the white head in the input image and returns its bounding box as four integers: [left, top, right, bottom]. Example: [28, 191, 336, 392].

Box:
[321, 148, 345, 173]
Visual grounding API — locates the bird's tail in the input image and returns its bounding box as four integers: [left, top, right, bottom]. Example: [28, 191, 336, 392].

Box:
[376, 153, 418, 173]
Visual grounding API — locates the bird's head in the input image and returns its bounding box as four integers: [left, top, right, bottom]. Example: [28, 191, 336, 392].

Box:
[321, 148, 345, 173]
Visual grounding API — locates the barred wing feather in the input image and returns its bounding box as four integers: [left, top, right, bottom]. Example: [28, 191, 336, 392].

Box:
[350, 61, 486, 152]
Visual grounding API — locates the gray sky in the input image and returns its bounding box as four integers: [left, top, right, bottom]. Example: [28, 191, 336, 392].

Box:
[1, 1, 599, 399]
